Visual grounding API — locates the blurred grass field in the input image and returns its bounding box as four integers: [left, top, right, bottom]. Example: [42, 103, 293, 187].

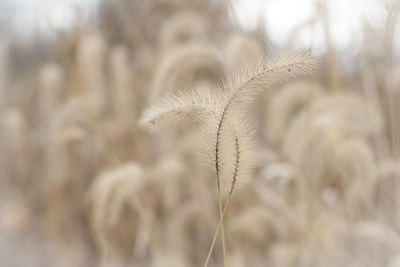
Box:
[0, 0, 399, 267]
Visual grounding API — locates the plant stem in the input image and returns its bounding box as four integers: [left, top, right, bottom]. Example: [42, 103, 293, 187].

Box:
[217, 183, 227, 267]
[204, 195, 231, 267]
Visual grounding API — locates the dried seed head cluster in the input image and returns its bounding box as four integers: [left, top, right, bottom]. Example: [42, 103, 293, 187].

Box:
[0, 0, 399, 267]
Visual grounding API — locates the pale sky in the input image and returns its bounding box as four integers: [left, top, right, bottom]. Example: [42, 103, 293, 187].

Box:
[0, 0, 395, 53]
[232, 0, 387, 52]
[1, 0, 98, 36]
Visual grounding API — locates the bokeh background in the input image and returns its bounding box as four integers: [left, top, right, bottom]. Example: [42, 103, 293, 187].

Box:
[0, 0, 399, 267]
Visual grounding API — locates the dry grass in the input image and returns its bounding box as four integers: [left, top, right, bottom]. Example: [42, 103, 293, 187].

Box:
[0, 0, 399, 266]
